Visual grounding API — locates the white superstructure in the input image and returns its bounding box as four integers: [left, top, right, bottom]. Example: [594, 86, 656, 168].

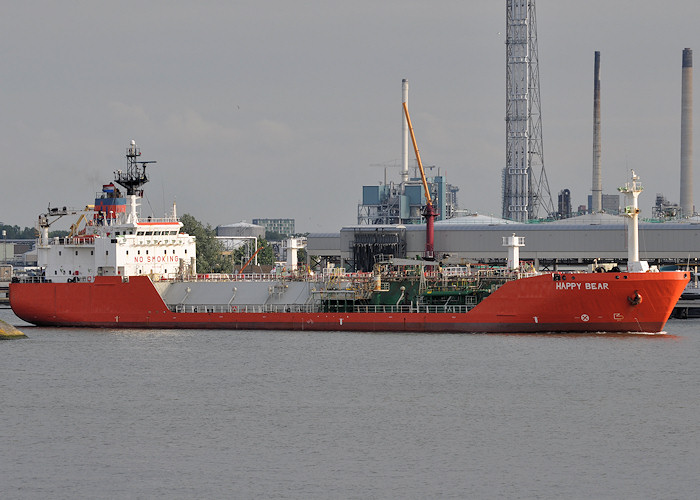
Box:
[36, 142, 196, 283]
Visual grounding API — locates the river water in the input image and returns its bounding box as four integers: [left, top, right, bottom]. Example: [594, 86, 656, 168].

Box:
[1, 307, 698, 499]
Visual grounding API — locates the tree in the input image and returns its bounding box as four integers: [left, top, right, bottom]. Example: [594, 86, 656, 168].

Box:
[264, 229, 289, 241]
[232, 238, 276, 268]
[257, 239, 275, 265]
[0, 224, 37, 239]
[179, 214, 233, 273]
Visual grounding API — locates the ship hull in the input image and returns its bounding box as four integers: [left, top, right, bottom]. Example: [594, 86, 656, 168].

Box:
[10, 272, 689, 333]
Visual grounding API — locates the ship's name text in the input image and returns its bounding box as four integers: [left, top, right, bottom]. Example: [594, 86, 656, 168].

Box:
[555, 282, 609, 290]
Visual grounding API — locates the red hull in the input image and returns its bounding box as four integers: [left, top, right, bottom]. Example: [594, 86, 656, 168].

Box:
[10, 272, 689, 333]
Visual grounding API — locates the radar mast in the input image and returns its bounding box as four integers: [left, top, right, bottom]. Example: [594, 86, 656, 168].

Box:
[114, 140, 156, 196]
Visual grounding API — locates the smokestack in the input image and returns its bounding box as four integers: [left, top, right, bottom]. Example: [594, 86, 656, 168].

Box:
[402, 79, 409, 184]
[681, 48, 693, 217]
[592, 51, 602, 213]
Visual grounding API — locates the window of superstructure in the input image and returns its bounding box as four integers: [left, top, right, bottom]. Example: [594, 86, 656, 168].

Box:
[155, 231, 161, 235]
[145, 231, 153, 236]
[137, 232, 144, 236]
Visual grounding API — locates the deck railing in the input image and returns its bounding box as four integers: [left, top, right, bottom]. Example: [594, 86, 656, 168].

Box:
[167, 303, 474, 314]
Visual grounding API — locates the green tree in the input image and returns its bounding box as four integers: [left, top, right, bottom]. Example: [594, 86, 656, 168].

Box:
[264, 230, 287, 241]
[179, 214, 233, 273]
[233, 238, 276, 268]
[257, 239, 275, 265]
[0, 224, 37, 239]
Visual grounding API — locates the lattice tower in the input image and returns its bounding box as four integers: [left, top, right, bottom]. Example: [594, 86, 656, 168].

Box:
[502, 0, 554, 221]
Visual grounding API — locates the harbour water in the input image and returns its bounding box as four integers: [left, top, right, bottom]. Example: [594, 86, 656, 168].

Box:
[1, 307, 698, 499]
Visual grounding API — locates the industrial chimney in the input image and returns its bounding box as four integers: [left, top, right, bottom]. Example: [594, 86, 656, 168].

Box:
[680, 48, 693, 217]
[402, 79, 409, 184]
[592, 51, 602, 213]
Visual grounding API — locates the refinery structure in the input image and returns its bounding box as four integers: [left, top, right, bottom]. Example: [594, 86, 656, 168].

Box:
[357, 79, 460, 226]
[502, 0, 553, 221]
[307, 3, 700, 272]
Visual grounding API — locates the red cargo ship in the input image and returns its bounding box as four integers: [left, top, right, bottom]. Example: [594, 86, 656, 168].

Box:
[9, 145, 689, 333]
[9, 272, 689, 333]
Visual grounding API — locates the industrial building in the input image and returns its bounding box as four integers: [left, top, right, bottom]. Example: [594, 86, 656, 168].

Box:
[306, 213, 700, 272]
[357, 79, 461, 226]
[252, 218, 295, 236]
[358, 174, 459, 225]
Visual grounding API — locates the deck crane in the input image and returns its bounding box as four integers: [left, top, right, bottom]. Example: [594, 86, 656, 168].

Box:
[402, 102, 438, 260]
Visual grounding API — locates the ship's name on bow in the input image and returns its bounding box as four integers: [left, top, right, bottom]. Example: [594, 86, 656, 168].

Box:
[555, 281, 609, 290]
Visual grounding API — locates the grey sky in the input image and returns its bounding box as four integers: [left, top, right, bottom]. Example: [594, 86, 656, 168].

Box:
[2, 1, 698, 232]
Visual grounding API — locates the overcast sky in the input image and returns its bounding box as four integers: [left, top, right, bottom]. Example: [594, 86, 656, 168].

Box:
[2, 1, 699, 232]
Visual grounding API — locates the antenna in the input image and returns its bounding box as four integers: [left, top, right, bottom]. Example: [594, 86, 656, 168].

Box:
[114, 140, 156, 196]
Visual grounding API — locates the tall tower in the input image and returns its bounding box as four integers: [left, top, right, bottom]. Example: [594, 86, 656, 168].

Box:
[592, 51, 603, 212]
[402, 79, 410, 184]
[680, 48, 693, 217]
[503, 0, 553, 222]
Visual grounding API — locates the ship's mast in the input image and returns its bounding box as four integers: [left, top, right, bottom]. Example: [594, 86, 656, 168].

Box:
[618, 170, 649, 272]
[114, 140, 156, 224]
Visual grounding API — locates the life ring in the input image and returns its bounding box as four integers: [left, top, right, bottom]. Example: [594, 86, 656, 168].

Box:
[628, 290, 643, 306]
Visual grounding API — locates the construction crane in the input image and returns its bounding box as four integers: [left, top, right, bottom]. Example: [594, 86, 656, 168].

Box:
[402, 102, 438, 260]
